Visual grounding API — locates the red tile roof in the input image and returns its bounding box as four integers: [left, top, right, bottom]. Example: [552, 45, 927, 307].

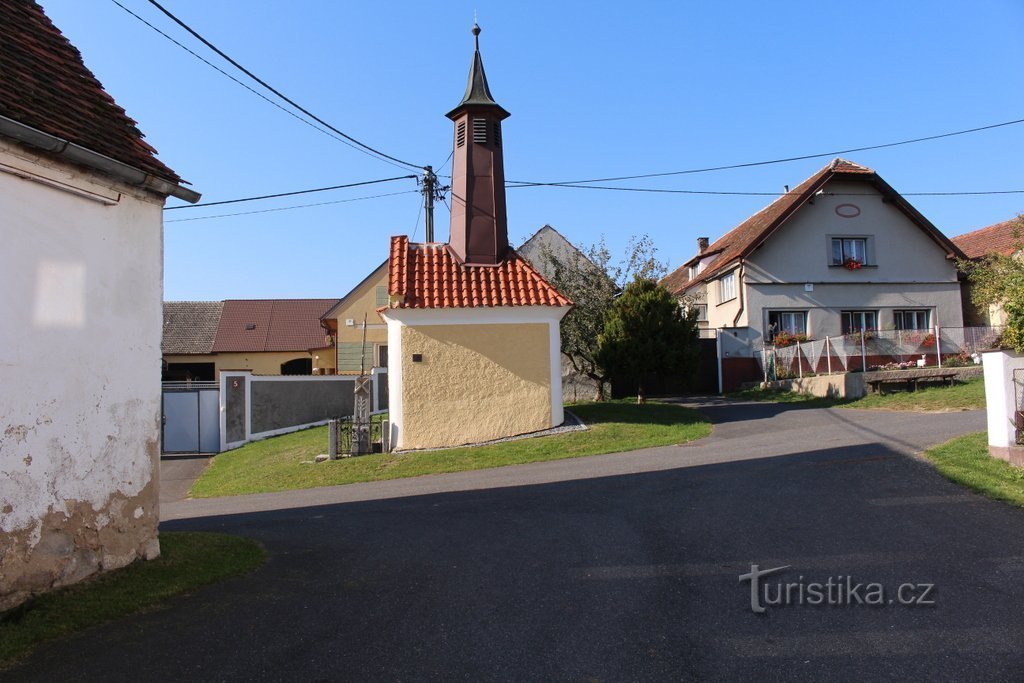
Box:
[212, 299, 340, 353]
[952, 217, 1023, 259]
[661, 158, 963, 294]
[387, 235, 572, 309]
[0, 1, 182, 182]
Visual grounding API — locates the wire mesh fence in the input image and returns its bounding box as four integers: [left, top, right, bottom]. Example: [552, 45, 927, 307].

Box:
[756, 326, 1004, 380]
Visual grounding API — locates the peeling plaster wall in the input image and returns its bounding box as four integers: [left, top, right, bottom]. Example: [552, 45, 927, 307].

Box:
[0, 142, 164, 610]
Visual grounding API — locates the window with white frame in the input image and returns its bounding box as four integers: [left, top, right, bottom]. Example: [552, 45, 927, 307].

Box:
[841, 310, 878, 334]
[718, 271, 737, 303]
[894, 309, 930, 330]
[831, 238, 868, 266]
[766, 311, 807, 341]
[693, 304, 708, 321]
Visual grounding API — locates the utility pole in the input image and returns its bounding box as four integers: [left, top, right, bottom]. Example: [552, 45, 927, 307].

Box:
[422, 165, 436, 243]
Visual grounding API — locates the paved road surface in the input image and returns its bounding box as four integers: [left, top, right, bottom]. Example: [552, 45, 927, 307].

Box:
[10, 401, 1024, 681]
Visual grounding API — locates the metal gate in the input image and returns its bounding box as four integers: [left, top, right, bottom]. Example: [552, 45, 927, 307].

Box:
[162, 382, 220, 454]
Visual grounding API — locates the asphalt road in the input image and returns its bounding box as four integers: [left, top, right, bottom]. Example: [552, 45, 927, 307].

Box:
[10, 401, 1024, 681]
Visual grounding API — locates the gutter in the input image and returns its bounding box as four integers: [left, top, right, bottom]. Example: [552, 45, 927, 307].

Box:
[0, 114, 201, 203]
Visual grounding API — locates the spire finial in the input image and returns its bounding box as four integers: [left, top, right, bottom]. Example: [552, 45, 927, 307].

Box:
[472, 18, 481, 51]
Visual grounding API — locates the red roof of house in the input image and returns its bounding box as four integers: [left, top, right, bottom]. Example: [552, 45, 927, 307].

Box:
[661, 158, 963, 294]
[952, 218, 1022, 259]
[0, 1, 182, 183]
[387, 235, 572, 309]
[212, 299, 340, 353]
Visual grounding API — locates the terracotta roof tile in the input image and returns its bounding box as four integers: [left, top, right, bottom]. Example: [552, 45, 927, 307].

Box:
[387, 236, 572, 309]
[0, 1, 183, 182]
[661, 158, 961, 294]
[953, 217, 1023, 259]
[212, 299, 340, 353]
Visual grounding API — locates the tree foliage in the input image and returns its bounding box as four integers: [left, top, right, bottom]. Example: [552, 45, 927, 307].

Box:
[596, 277, 700, 402]
[538, 235, 667, 400]
[961, 215, 1024, 351]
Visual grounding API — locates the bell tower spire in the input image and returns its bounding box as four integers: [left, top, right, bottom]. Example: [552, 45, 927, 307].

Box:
[446, 23, 510, 265]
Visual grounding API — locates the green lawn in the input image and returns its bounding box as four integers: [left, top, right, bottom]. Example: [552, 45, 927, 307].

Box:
[0, 532, 264, 669]
[190, 401, 711, 498]
[729, 377, 986, 412]
[924, 432, 1024, 507]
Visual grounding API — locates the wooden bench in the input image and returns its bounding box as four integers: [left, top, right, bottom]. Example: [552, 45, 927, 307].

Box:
[866, 370, 959, 396]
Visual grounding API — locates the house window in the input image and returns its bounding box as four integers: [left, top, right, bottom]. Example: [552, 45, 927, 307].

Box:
[831, 238, 868, 266]
[718, 271, 737, 303]
[685, 303, 707, 322]
[894, 309, 930, 330]
[841, 310, 878, 334]
[377, 344, 388, 368]
[767, 311, 807, 341]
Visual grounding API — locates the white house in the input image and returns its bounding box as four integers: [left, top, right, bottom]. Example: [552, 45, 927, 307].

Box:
[662, 158, 965, 389]
[0, 2, 199, 610]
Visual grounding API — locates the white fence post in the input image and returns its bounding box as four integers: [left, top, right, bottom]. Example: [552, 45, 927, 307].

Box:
[935, 325, 943, 368]
[797, 339, 803, 379]
[826, 336, 832, 375]
[861, 331, 867, 371]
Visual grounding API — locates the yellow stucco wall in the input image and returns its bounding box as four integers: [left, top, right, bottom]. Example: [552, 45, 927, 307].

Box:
[164, 350, 334, 376]
[323, 265, 389, 373]
[400, 322, 552, 449]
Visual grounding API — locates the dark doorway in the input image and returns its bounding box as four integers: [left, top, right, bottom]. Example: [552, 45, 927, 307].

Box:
[164, 362, 215, 382]
[281, 358, 313, 375]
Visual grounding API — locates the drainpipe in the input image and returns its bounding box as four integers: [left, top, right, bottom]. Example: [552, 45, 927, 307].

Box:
[731, 259, 746, 328]
[0, 114, 201, 203]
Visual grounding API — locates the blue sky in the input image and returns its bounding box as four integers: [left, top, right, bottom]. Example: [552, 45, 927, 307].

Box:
[40, 0, 1024, 301]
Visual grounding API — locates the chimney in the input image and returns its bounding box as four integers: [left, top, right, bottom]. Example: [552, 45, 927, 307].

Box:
[697, 237, 709, 253]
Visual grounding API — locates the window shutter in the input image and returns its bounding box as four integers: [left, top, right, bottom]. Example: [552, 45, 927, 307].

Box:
[337, 342, 365, 372]
[375, 286, 388, 307]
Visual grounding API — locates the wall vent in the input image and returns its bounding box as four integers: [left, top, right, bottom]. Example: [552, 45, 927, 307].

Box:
[456, 120, 466, 147]
[493, 121, 501, 146]
[472, 118, 487, 144]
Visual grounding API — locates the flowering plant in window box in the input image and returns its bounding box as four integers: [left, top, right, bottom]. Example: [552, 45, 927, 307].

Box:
[843, 257, 863, 271]
[772, 331, 809, 348]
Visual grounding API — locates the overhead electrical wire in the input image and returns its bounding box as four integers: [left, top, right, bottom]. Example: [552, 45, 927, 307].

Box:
[134, 0, 424, 172]
[164, 176, 416, 210]
[506, 184, 1024, 197]
[165, 189, 419, 223]
[505, 116, 1024, 187]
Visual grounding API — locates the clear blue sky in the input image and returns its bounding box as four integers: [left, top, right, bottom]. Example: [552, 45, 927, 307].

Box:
[40, 0, 1024, 301]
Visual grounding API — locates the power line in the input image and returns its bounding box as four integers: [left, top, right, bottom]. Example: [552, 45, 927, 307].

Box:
[505, 116, 1024, 187]
[142, 0, 424, 172]
[506, 184, 1024, 197]
[164, 176, 416, 210]
[165, 189, 419, 223]
[110, 0, 365, 158]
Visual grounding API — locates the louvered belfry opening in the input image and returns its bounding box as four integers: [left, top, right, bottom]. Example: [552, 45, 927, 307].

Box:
[445, 24, 511, 266]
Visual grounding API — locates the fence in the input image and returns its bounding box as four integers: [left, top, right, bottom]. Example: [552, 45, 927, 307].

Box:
[221, 369, 389, 451]
[756, 326, 1004, 381]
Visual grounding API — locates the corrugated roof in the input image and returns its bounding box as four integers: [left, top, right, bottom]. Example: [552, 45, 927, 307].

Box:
[387, 235, 572, 309]
[211, 299, 340, 353]
[162, 301, 222, 354]
[0, 1, 183, 182]
[953, 217, 1022, 259]
[661, 158, 963, 294]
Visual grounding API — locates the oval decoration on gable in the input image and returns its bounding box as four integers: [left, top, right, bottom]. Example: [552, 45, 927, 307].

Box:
[835, 203, 861, 218]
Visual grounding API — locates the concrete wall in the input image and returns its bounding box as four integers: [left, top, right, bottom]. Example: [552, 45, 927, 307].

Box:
[761, 373, 866, 398]
[383, 306, 569, 450]
[164, 349, 333, 376]
[982, 350, 1024, 465]
[0, 142, 163, 610]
